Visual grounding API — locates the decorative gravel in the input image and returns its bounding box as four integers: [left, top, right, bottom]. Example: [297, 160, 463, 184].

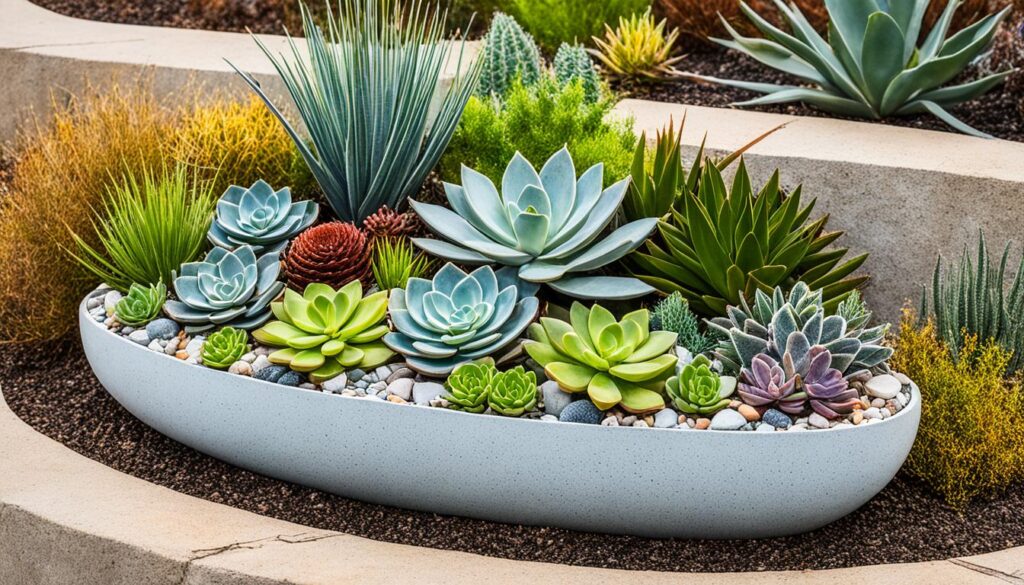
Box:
[5, 337, 1024, 573]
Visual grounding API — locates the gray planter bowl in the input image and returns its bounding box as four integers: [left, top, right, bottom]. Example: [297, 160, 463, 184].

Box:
[80, 297, 921, 539]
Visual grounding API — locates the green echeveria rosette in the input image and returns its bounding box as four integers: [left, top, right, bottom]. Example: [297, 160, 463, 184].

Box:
[208, 180, 319, 255]
[383, 263, 540, 377]
[665, 355, 736, 415]
[444, 359, 497, 413]
[410, 147, 657, 300]
[114, 282, 167, 326]
[524, 302, 678, 414]
[163, 245, 284, 334]
[202, 327, 249, 370]
[253, 281, 394, 384]
[488, 366, 538, 417]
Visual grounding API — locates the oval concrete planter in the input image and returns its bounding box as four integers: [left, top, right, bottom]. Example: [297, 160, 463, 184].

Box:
[80, 297, 920, 539]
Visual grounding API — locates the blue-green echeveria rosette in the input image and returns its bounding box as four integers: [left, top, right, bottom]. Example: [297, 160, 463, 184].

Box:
[383, 263, 540, 377]
[163, 245, 284, 334]
[410, 147, 658, 300]
[208, 180, 318, 255]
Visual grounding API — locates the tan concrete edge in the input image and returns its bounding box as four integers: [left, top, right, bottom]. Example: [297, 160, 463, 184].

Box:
[0, 388, 1021, 584]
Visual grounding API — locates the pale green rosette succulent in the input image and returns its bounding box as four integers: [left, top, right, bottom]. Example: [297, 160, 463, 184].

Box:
[115, 282, 167, 326]
[410, 147, 657, 300]
[252, 281, 394, 383]
[208, 180, 318, 255]
[488, 366, 538, 417]
[524, 302, 678, 414]
[665, 355, 736, 415]
[163, 246, 284, 334]
[202, 327, 249, 370]
[444, 359, 497, 413]
[383, 263, 540, 377]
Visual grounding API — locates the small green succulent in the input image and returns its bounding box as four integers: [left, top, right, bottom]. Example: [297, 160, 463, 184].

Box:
[253, 281, 394, 383]
[524, 302, 678, 414]
[114, 282, 167, 326]
[553, 43, 601, 104]
[488, 366, 538, 417]
[445, 359, 498, 413]
[651, 292, 714, 354]
[202, 327, 249, 370]
[665, 355, 736, 415]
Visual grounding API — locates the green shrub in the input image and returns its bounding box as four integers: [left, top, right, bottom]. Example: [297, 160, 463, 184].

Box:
[891, 315, 1024, 508]
[440, 77, 636, 187]
[509, 0, 650, 50]
[68, 165, 215, 293]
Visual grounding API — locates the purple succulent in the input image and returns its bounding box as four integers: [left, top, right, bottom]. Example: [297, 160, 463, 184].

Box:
[738, 353, 807, 414]
[803, 346, 860, 419]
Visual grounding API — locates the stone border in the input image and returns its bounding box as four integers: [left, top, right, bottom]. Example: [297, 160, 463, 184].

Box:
[1, 389, 1022, 584]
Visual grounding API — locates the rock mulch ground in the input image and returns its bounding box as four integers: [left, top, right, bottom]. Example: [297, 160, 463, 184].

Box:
[4, 336, 1024, 573]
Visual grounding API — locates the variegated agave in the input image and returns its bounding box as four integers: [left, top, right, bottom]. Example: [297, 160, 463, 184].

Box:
[208, 180, 318, 255]
[163, 246, 284, 334]
[383, 264, 540, 377]
[411, 148, 658, 300]
[708, 282, 892, 379]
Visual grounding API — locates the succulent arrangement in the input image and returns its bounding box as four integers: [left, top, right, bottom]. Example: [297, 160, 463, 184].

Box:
[114, 282, 167, 327]
[666, 355, 735, 415]
[699, 0, 1011, 137]
[253, 281, 393, 383]
[384, 264, 540, 376]
[208, 180, 318, 255]
[412, 148, 658, 300]
[163, 246, 284, 334]
[201, 327, 249, 370]
[524, 303, 677, 413]
[283, 222, 371, 292]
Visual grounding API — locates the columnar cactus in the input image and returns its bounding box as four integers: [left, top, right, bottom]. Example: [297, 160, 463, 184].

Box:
[208, 180, 318, 255]
[553, 43, 601, 104]
[477, 12, 542, 98]
[163, 246, 284, 333]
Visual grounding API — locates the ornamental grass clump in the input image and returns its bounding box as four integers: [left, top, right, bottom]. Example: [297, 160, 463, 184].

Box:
[415, 148, 657, 299]
[371, 237, 435, 291]
[919, 231, 1024, 376]
[233, 0, 482, 223]
[253, 281, 394, 383]
[665, 355, 736, 415]
[202, 327, 249, 370]
[114, 282, 167, 327]
[524, 302, 678, 414]
[591, 9, 684, 80]
[68, 165, 216, 293]
[697, 0, 1012, 137]
[891, 315, 1024, 508]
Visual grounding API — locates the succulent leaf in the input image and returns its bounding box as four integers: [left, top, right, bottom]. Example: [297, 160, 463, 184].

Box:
[665, 355, 734, 415]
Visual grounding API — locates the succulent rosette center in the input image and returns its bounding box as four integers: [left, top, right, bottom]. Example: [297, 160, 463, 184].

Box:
[208, 180, 318, 255]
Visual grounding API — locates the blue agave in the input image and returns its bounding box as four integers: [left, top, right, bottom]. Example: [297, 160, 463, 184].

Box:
[163, 246, 284, 333]
[208, 180, 318, 255]
[410, 147, 658, 300]
[383, 263, 540, 377]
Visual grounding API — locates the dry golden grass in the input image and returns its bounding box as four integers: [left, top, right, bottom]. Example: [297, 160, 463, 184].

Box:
[890, 314, 1024, 508]
[0, 85, 317, 344]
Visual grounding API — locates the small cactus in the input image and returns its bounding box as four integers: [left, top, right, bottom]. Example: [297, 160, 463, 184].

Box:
[478, 12, 542, 98]
[651, 292, 714, 354]
[202, 327, 249, 370]
[553, 43, 601, 104]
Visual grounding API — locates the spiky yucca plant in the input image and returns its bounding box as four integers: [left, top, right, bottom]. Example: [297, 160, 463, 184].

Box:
[590, 8, 684, 80]
[232, 0, 482, 223]
[920, 231, 1024, 376]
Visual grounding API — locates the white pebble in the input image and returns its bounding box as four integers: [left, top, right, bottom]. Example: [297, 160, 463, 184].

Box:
[863, 407, 883, 420]
[128, 330, 151, 345]
[251, 355, 272, 373]
[185, 337, 204, 359]
[413, 382, 445, 405]
[388, 378, 414, 401]
[103, 290, 123, 315]
[866, 374, 901, 399]
[601, 416, 619, 427]
[147, 339, 163, 352]
[322, 374, 348, 393]
[228, 361, 252, 376]
[540, 415, 558, 422]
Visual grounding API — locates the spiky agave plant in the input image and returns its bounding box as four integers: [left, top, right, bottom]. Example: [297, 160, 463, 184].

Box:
[231, 0, 482, 223]
[695, 0, 1011, 138]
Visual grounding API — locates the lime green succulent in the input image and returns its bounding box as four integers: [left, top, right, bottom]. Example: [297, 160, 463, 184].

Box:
[114, 282, 167, 326]
[488, 366, 538, 417]
[252, 281, 394, 383]
[202, 327, 249, 370]
[666, 355, 736, 416]
[524, 302, 678, 414]
[445, 359, 498, 413]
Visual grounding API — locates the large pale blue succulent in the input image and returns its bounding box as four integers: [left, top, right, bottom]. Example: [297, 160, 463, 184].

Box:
[163, 245, 285, 333]
[410, 148, 658, 300]
[208, 180, 318, 255]
[383, 263, 540, 376]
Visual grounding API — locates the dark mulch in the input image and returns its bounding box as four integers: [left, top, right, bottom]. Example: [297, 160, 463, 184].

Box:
[31, 0, 300, 34]
[4, 337, 1024, 573]
[617, 48, 1024, 143]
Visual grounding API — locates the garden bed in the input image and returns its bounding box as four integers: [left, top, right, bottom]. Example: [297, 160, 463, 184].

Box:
[5, 336, 1024, 572]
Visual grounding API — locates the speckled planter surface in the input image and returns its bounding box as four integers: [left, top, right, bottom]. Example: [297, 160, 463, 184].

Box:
[79, 297, 921, 539]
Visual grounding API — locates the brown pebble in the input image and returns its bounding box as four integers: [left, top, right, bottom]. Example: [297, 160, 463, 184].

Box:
[387, 395, 407, 404]
[728, 399, 741, 409]
[643, 415, 654, 427]
[695, 418, 711, 430]
[738, 404, 760, 422]
[174, 350, 188, 360]
[852, 411, 864, 425]
[677, 414, 688, 425]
